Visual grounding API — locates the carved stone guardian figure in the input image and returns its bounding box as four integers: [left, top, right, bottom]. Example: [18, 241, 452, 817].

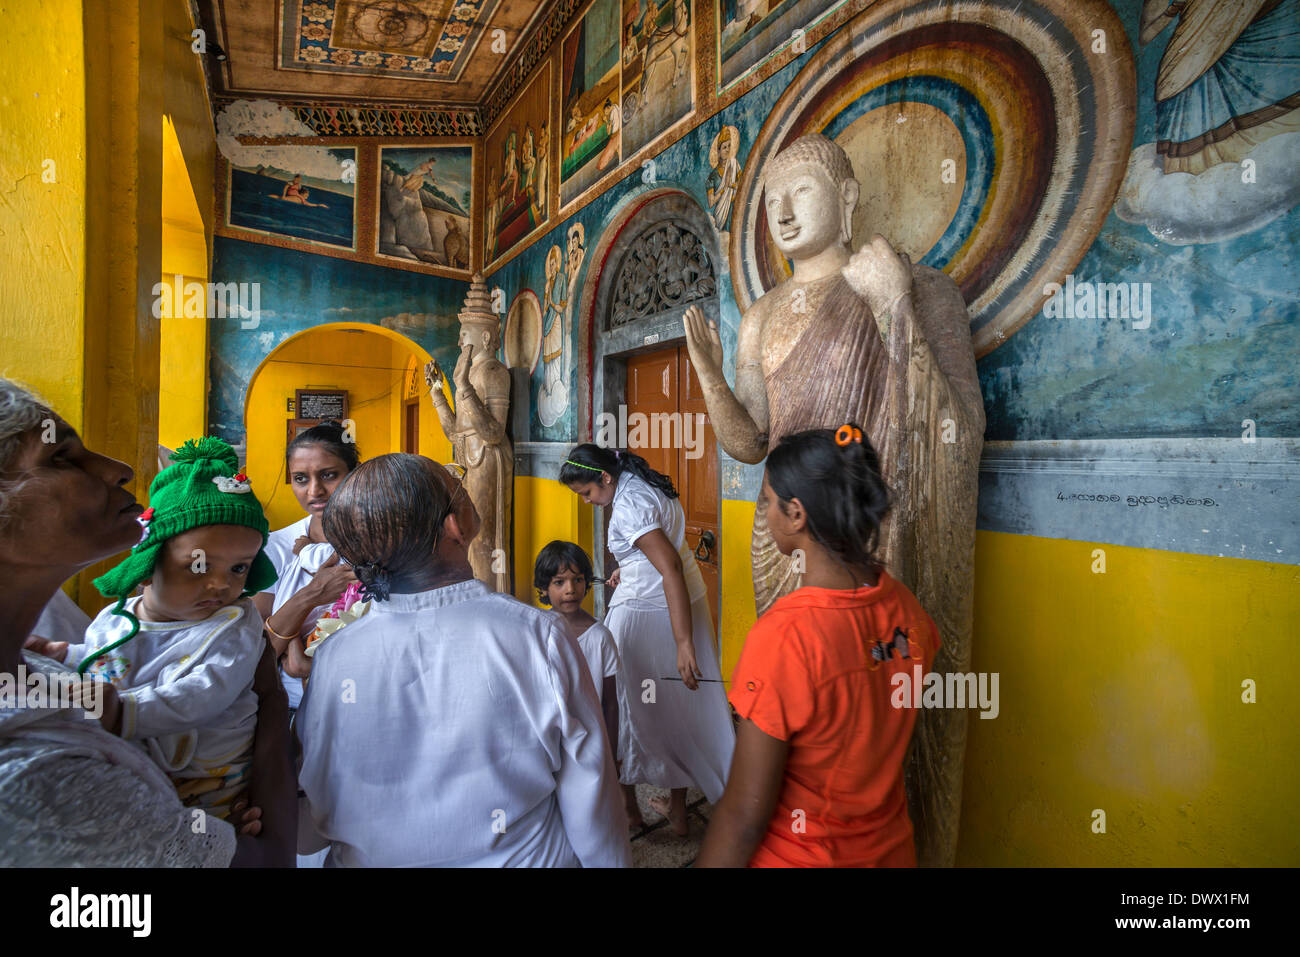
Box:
[425, 274, 513, 592]
[683, 133, 985, 866]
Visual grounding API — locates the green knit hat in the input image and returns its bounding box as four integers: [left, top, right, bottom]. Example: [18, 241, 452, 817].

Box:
[94, 436, 278, 601]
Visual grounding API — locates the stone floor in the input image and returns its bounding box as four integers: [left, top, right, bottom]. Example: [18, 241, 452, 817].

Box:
[628, 784, 711, 867]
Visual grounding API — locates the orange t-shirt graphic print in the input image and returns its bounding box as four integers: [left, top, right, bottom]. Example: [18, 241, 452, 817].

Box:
[728, 571, 940, 867]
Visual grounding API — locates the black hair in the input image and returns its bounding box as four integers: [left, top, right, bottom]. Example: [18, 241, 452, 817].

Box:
[765, 424, 891, 573]
[533, 540, 594, 606]
[558, 443, 678, 499]
[288, 419, 361, 474]
[322, 453, 453, 601]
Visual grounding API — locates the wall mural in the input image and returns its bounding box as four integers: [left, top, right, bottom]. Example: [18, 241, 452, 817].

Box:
[715, 0, 845, 93]
[730, 0, 1136, 357]
[536, 223, 587, 429]
[561, 0, 624, 209]
[485, 63, 553, 270]
[226, 145, 357, 250]
[620, 0, 694, 158]
[215, 99, 477, 277]
[1115, 0, 1300, 245]
[377, 145, 474, 271]
[207, 237, 465, 449]
[706, 124, 742, 245]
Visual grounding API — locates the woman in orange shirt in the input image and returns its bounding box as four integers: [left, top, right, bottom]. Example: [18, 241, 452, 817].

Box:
[696, 424, 940, 867]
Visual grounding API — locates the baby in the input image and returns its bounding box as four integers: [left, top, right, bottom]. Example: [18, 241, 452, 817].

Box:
[56, 437, 278, 820]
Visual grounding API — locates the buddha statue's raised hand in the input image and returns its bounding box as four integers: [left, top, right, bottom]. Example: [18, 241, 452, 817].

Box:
[842, 234, 913, 339]
[682, 304, 725, 387]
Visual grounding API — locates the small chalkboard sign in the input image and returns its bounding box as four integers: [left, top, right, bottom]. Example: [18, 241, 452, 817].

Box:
[295, 389, 348, 421]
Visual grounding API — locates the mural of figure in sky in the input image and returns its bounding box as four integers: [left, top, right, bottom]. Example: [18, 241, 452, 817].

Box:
[1117, 0, 1300, 244]
[537, 223, 587, 428]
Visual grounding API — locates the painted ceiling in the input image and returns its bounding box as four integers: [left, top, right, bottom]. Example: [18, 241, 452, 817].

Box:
[200, 0, 559, 115]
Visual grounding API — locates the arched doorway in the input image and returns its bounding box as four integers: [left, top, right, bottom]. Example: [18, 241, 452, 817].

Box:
[583, 191, 723, 639]
[243, 322, 450, 531]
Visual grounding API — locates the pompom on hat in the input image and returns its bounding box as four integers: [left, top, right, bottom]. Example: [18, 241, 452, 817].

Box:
[81, 437, 277, 673]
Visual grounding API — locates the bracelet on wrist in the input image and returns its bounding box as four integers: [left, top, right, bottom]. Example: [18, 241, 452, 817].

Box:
[264, 619, 297, 645]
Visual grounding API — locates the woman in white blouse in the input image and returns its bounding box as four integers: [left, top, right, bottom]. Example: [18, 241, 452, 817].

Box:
[296, 453, 630, 867]
[559, 445, 735, 835]
[252, 421, 359, 711]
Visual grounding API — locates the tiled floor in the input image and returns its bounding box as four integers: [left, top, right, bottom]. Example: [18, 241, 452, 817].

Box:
[628, 784, 711, 868]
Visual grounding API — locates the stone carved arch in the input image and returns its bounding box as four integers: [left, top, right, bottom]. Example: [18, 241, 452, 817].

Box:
[575, 189, 722, 441]
[608, 219, 718, 330]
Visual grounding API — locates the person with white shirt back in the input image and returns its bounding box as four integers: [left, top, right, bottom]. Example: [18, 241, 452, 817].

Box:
[296, 453, 631, 867]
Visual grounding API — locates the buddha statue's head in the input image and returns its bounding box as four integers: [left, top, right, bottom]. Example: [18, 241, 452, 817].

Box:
[761, 133, 859, 262]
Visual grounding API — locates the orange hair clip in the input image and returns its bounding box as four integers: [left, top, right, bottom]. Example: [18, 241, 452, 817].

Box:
[834, 424, 862, 446]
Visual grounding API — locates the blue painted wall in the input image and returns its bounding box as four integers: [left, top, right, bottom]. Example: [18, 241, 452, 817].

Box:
[208, 237, 466, 446]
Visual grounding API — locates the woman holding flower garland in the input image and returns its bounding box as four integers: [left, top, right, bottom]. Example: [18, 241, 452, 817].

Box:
[252, 421, 360, 709]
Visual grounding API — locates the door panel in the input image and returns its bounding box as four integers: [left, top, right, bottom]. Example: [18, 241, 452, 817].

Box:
[678, 350, 720, 635]
[403, 399, 418, 454]
[626, 350, 678, 484]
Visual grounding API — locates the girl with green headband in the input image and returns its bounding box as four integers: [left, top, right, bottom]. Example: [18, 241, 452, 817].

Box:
[558, 444, 735, 835]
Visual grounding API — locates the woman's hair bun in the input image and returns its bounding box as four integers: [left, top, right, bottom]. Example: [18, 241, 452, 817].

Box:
[352, 560, 392, 602]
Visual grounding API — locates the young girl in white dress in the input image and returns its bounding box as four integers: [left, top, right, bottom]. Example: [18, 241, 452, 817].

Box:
[559, 445, 735, 834]
[534, 540, 620, 750]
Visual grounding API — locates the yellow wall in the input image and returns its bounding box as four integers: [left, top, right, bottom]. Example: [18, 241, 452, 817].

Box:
[162, 0, 214, 245]
[712, 511, 1299, 866]
[956, 531, 1300, 866]
[512, 475, 589, 608]
[719, 498, 759, 688]
[0, 0, 88, 425]
[1, 0, 170, 614]
[244, 326, 447, 531]
[159, 118, 210, 448]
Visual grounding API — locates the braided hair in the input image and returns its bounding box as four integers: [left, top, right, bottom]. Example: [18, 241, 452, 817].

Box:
[558, 443, 678, 499]
[765, 424, 891, 573]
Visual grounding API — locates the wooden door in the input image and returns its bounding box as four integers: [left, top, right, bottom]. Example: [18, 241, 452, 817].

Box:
[403, 399, 419, 453]
[624, 345, 721, 644]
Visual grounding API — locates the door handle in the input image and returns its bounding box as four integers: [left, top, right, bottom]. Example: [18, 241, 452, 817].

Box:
[694, 529, 716, 563]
